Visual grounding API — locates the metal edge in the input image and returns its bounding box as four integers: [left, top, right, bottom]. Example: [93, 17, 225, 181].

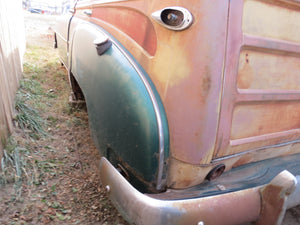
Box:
[212, 139, 300, 163]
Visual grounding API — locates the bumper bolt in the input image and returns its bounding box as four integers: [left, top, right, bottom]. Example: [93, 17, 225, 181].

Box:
[105, 185, 110, 193]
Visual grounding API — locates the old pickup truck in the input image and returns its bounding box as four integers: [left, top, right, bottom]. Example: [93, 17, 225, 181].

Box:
[54, 0, 300, 224]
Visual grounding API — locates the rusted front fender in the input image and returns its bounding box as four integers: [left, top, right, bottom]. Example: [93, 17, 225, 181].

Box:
[99, 157, 299, 225]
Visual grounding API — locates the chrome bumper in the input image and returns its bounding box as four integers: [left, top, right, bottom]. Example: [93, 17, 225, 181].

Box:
[99, 157, 300, 225]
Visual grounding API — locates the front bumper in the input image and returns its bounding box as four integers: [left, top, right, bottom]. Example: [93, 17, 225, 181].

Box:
[99, 157, 300, 225]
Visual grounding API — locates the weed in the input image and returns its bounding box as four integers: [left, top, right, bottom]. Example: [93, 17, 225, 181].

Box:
[14, 59, 48, 137]
[1, 134, 6, 148]
[51, 184, 57, 195]
[15, 98, 47, 137]
[19, 78, 44, 98]
[72, 187, 79, 193]
[23, 62, 43, 76]
[0, 138, 35, 200]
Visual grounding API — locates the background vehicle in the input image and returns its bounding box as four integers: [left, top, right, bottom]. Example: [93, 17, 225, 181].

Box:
[54, 0, 300, 224]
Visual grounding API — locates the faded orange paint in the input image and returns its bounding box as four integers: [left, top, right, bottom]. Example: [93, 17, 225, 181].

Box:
[151, 40, 191, 94]
[92, 7, 157, 56]
[76, 0, 300, 189]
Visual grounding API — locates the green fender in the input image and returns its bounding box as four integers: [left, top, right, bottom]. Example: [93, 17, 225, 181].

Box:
[69, 23, 169, 192]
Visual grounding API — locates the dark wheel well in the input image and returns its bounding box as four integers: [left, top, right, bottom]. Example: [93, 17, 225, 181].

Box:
[69, 72, 85, 102]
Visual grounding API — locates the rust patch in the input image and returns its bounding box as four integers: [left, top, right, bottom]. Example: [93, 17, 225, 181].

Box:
[201, 72, 211, 97]
[255, 185, 284, 225]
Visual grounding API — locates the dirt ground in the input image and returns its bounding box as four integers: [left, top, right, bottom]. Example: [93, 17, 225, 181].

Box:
[0, 12, 128, 225]
[0, 11, 299, 225]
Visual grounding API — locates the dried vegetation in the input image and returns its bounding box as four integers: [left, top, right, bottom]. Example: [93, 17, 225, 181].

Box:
[0, 13, 127, 225]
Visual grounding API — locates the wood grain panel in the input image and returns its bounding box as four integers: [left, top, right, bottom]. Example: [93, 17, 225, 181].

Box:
[231, 102, 300, 140]
[237, 50, 300, 90]
[243, 0, 300, 43]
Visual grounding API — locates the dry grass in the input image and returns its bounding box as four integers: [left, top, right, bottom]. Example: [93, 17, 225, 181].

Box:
[0, 13, 127, 225]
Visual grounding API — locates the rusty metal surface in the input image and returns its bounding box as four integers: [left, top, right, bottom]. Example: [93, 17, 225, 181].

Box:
[255, 170, 296, 225]
[167, 143, 300, 189]
[76, 0, 229, 166]
[74, 0, 300, 190]
[160, 153, 300, 199]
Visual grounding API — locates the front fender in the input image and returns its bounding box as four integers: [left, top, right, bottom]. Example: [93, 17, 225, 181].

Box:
[69, 21, 169, 192]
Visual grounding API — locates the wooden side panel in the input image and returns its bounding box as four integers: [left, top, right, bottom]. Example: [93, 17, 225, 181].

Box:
[237, 50, 300, 90]
[232, 102, 300, 140]
[215, 0, 300, 158]
[243, 0, 300, 43]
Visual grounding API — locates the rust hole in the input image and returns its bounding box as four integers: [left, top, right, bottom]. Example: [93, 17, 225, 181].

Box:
[205, 164, 226, 181]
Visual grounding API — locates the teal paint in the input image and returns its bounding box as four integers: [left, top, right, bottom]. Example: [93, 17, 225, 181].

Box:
[70, 24, 169, 192]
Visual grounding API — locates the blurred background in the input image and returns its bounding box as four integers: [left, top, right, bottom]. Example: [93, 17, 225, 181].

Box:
[23, 0, 75, 15]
